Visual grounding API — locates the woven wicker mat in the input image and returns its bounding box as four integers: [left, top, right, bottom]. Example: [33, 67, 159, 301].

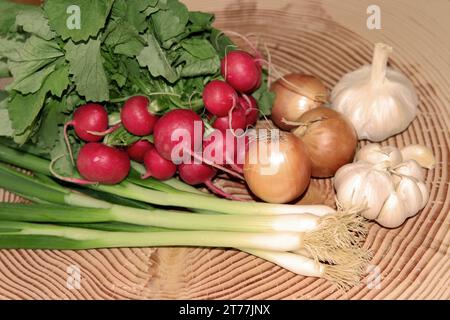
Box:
[0, 0, 448, 299]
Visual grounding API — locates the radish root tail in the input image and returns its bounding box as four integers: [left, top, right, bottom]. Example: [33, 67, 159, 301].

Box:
[219, 30, 261, 59]
[189, 150, 245, 181]
[256, 58, 328, 103]
[228, 95, 242, 138]
[263, 42, 272, 88]
[188, 91, 201, 110]
[50, 155, 98, 186]
[87, 123, 122, 136]
[63, 121, 75, 166]
[204, 180, 244, 201]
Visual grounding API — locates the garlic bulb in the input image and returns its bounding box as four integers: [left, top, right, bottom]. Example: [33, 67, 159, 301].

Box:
[331, 43, 418, 142]
[334, 143, 432, 228]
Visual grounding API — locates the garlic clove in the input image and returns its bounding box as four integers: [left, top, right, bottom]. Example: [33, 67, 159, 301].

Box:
[376, 193, 407, 228]
[400, 144, 436, 169]
[395, 176, 424, 218]
[356, 143, 402, 167]
[393, 159, 426, 181]
[416, 181, 429, 210]
[358, 170, 395, 220]
[334, 162, 370, 186]
[334, 168, 367, 208]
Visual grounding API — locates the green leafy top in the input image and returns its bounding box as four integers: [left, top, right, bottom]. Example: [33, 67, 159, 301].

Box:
[43, 0, 115, 42]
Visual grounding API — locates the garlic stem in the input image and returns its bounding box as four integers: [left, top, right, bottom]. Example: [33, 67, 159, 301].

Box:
[371, 43, 393, 84]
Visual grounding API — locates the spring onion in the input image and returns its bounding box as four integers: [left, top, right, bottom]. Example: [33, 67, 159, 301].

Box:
[0, 144, 335, 216]
[0, 221, 303, 252]
[0, 164, 366, 262]
[0, 144, 371, 288]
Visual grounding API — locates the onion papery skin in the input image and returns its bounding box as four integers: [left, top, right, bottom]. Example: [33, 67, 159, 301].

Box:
[293, 107, 357, 178]
[244, 132, 311, 203]
[270, 74, 328, 131]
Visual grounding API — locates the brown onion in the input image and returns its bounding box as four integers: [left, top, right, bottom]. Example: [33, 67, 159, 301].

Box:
[292, 107, 357, 178]
[270, 74, 329, 131]
[243, 132, 311, 203]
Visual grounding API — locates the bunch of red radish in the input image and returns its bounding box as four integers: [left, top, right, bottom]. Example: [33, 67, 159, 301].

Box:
[62, 50, 262, 199]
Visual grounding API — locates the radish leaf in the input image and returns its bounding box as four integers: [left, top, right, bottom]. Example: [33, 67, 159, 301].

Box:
[45, 65, 71, 98]
[0, 92, 13, 137]
[43, 0, 114, 42]
[152, 0, 189, 42]
[15, 7, 56, 41]
[65, 40, 109, 102]
[137, 33, 178, 83]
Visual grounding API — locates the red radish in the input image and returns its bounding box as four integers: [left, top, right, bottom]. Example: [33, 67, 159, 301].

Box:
[153, 109, 204, 163]
[202, 80, 238, 117]
[249, 70, 262, 92]
[65, 103, 109, 142]
[238, 95, 259, 126]
[178, 162, 216, 185]
[212, 108, 247, 132]
[142, 148, 177, 181]
[127, 140, 154, 163]
[77, 143, 131, 184]
[121, 96, 158, 136]
[63, 103, 111, 165]
[153, 110, 243, 180]
[221, 50, 262, 93]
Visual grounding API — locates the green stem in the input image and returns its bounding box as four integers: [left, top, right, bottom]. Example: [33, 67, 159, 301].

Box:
[97, 181, 332, 216]
[0, 163, 111, 209]
[0, 203, 111, 223]
[188, 99, 204, 112]
[0, 144, 335, 216]
[58, 222, 171, 233]
[0, 163, 321, 234]
[69, 186, 153, 209]
[128, 164, 184, 194]
[0, 145, 50, 175]
[0, 65, 10, 78]
[163, 178, 210, 195]
[41, 222, 331, 281]
[0, 202, 319, 233]
[0, 163, 68, 205]
[110, 92, 182, 104]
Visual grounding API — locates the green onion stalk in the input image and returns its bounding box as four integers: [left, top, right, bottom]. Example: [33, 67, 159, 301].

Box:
[0, 144, 337, 216]
[0, 220, 304, 252]
[0, 145, 371, 288]
[0, 145, 369, 259]
[0, 218, 368, 290]
[0, 204, 370, 290]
